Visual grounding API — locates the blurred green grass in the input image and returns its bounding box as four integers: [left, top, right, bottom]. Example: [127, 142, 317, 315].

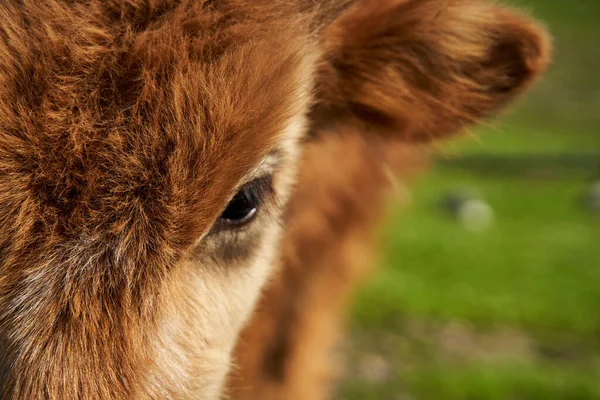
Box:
[354, 172, 599, 333]
[339, 0, 600, 398]
[342, 363, 600, 400]
[340, 172, 600, 399]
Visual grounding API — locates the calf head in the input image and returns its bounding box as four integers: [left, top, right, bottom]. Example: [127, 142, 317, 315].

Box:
[0, 1, 549, 399]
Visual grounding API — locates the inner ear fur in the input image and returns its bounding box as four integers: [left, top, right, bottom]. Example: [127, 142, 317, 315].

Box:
[312, 0, 552, 141]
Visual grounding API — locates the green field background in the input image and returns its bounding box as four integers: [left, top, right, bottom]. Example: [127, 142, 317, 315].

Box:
[339, 1, 600, 398]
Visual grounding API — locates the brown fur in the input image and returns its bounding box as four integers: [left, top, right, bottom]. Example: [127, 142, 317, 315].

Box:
[0, 1, 550, 399]
[229, 1, 551, 399]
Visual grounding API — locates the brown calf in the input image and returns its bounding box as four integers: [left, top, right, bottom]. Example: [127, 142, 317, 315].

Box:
[0, 1, 549, 399]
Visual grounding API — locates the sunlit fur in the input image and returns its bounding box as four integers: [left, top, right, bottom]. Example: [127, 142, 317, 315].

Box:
[0, 1, 550, 399]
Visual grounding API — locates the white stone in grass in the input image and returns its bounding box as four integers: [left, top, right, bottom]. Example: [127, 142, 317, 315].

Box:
[457, 198, 495, 232]
[586, 180, 600, 213]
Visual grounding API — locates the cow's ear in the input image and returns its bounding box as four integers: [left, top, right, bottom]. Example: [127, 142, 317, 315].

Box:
[311, 0, 552, 142]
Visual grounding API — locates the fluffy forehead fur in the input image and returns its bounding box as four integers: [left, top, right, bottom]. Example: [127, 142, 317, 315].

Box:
[0, 0, 318, 398]
[0, 0, 315, 250]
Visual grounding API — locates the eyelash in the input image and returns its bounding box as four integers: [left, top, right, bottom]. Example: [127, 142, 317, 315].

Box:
[239, 176, 275, 208]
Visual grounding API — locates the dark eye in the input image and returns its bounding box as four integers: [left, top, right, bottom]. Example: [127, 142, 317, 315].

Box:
[217, 177, 272, 228]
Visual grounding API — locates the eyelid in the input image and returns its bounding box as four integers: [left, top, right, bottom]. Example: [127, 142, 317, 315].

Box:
[239, 151, 281, 187]
[241, 175, 275, 205]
